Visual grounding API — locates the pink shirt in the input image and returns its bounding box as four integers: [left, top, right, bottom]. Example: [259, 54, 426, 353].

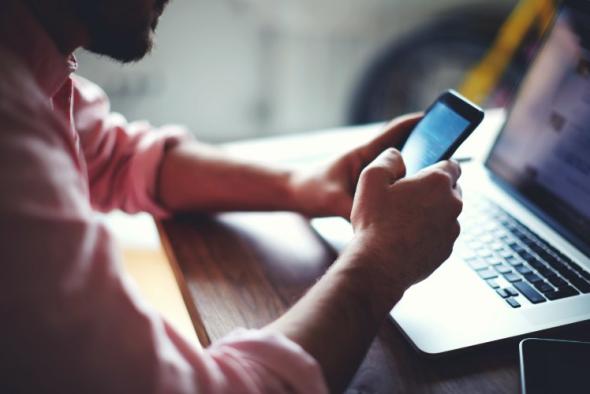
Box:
[0, 2, 327, 393]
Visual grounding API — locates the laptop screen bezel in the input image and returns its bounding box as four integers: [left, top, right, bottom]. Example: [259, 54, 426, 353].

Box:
[484, 0, 590, 257]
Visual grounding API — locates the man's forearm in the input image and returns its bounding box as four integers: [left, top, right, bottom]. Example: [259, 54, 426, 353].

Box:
[157, 141, 300, 213]
[266, 239, 405, 393]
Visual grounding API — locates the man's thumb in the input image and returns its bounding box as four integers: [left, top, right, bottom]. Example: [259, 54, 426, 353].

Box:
[359, 148, 406, 187]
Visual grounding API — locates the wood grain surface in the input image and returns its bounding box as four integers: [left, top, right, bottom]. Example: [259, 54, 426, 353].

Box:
[159, 211, 590, 393]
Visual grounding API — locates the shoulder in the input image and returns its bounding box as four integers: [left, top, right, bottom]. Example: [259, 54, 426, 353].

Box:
[0, 45, 66, 138]
[0, 45, 77, 177]
[0, 45, 46, 107]
[71, 74, 110, 112]
[70, 73, 116, 134]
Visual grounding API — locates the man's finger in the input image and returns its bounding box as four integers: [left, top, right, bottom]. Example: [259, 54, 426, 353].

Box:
[453, 183, 463, 199]
[428, 160, 462, 186]
[361, 112, 423, 160]
[360, 148, 406, 187]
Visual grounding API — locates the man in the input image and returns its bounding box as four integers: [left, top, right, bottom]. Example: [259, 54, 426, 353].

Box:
[0, 0, 463, 392]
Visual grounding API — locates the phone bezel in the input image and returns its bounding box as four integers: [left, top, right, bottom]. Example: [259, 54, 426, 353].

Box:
[418, 89, 485, 162]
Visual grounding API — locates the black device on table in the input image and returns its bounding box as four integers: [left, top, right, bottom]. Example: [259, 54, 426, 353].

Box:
[400, 89, 484, 176]
[520, 338, 590, 394]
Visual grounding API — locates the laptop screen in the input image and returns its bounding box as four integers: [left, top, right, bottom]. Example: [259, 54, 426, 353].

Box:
[486, 1, 590, 254]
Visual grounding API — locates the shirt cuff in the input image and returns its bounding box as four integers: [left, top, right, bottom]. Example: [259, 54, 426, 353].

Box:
[128, 124, 191, 219]
[207, 328, 328, 394]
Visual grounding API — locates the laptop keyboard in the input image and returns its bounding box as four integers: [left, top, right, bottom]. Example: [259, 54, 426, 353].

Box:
[461, 197, 590, 309]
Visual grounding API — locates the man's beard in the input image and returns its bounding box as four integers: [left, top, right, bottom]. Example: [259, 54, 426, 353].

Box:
[73, 1, 158, 63]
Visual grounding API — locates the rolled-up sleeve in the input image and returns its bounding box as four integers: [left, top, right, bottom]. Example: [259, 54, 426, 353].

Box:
[204, 329, 327, 393]
[72, 75, 187, 217]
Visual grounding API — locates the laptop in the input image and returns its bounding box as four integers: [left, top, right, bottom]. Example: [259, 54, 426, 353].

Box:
[312, 0, 590, 355]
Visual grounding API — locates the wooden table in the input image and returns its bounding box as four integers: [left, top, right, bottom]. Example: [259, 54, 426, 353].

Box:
[158, 117, 590, 393]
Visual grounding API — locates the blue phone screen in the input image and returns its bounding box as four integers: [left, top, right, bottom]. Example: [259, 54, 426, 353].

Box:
[401, 102, 470, 176]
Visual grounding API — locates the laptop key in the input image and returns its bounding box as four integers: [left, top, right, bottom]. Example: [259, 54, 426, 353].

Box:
[552, 262, 571, 275]
[481, 234, 494, 244]
[478, 269, 498, 280]
[491, 243, 504, 252]
[486, 279, 500, 289]
[560, 268, 581, 282]
[485, 256, 503, 266]
[515, 265, 532, 275]
[529, 243, 546, 257]
[505, 256, 523, 267]
[524, 272, 543, 284]
[505, 287, 519, 297]
[477, 249, 493, 259]
[503, 272, 522, 283]
[537, 249, 554, 263]
[544, 254, 566, 271]
[506, 298, 521, 308]
[568, 276, 590, 293]
[545, 274, 567, 288]
[528, 258, 545, 270]
[518, 250, 535, 262]
[513, 281, 546, 304]
[495, 265, 513, 274]
[519, 237, 536, 248]
[536, 265, 554, 277]
[511, 245, 526, 256]
[496, 288, 510, 298]
[581, 271, 590, 281]
[533, 281, 554, 294]
[545, 286, 579, 300]
[467, 259, 488, 271]
[566, 261, 590, 281]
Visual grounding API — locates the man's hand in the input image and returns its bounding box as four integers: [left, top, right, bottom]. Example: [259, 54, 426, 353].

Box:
[268, 121, 464, 392]
[268, 148, 463, 392]
[289, 113, 422, 219]
[347, 148, 463, 313]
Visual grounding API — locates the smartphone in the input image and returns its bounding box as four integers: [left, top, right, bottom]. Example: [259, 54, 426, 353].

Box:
[520, 338, 590, 394]
[400, 89, 484, 176]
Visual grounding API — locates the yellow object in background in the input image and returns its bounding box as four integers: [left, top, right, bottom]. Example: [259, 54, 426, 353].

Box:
[459, 0, 556, 105]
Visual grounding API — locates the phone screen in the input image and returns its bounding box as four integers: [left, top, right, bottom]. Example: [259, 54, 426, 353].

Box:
[401, 101, 472, 176]
[520, 338, 590, 394]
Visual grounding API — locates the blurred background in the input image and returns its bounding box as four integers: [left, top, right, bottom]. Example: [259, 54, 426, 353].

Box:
[76, 0, 548, 143]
